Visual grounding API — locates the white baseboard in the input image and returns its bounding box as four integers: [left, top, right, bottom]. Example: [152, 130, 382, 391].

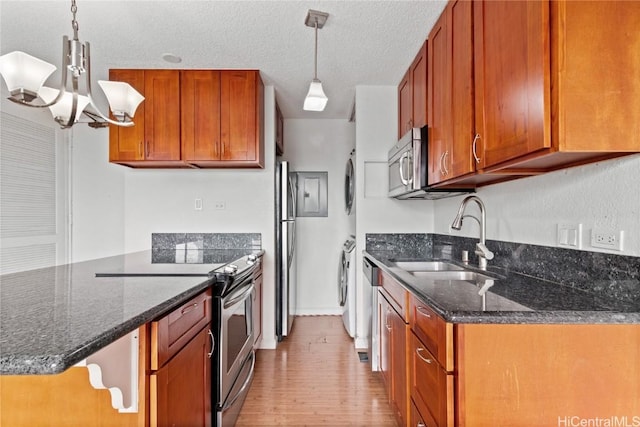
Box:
[295, 308, 343, 316]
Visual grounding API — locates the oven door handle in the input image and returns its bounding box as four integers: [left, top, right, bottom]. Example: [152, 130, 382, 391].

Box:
[221, 350, 256, 411]
[223, 282, 255, 309]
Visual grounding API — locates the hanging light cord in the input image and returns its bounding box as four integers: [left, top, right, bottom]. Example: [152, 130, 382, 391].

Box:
[313, 19, 318, 80]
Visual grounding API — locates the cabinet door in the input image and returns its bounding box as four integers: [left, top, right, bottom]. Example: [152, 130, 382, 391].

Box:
[378, 291, 392, 395]
[151, 326, 212, 427]
[181, 70, 221, 161]
[448, 0, 475, 179]
[427, 11, 450, 185]
[109, 69, 145, 162]
[411, 41, 428, 131]
[398, 69, 412, 139]
[473, 0, 551, 169]
[390, 304, 407, 427]
[144, 70, 181, 161]
[220, 71, 259, 162]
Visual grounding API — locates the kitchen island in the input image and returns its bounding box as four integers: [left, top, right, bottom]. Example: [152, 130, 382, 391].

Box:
[364, 233, 640, 427]
[0, 247, 261, 427]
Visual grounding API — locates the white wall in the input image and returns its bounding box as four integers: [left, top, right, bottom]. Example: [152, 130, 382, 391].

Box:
[281, 119, 355, 315]
[433, 154, 640, 257]
[70, 125, 126, 262]
[71, 86, 278, 349]
[353, 86, 436, 348]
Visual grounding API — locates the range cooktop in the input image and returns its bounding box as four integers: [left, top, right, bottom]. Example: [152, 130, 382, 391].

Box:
[94, 248, 255, 277]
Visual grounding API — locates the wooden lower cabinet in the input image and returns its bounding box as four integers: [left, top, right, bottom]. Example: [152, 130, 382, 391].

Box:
[150, 326, 212, 427]
[378, 287, 409, 427]
[456, 323, 640, 426]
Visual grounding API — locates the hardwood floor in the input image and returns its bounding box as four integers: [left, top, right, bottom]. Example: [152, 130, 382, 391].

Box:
[236, 316, 397, 427]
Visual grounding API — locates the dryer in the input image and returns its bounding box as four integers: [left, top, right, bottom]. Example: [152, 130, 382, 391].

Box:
[339, 238, 356, 337]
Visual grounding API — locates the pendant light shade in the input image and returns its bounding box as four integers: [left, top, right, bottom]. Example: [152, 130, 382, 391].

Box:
[303, 10, 329, 112]
[98, 80, 145, 120]
[0, 51, 57, 102]
[303, 79, 328, 112]
[38, 86, 90, 125]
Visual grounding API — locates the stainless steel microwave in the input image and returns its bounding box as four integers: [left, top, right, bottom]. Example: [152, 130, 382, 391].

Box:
[388, 126, 473, 200]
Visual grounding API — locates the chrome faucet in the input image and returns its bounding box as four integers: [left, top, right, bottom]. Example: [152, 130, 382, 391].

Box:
[451, 195, 494, 270]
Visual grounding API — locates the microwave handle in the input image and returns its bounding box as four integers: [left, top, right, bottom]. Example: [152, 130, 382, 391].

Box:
[399, 152, 410, 186]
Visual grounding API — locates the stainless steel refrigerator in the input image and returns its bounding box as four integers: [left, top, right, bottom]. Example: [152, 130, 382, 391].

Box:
[275, 160, 297, 340]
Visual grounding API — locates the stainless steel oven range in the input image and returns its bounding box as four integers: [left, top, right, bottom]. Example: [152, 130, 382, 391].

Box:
[209, 254, 260, 427]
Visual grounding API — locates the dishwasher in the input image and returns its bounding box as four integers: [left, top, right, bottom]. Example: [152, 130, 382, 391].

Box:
[363, 257, 379, 371]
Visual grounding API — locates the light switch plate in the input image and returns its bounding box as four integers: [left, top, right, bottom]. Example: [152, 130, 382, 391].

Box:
[557, 223, 582, 249]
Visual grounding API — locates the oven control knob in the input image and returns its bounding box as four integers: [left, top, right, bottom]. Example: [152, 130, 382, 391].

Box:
[223, 264, 238, 274]
[247, 254, 257, 264]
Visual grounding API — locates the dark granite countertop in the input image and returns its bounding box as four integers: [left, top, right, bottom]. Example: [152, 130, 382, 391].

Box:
[364, 250, 640, 324]
[0, 249, 257, 375]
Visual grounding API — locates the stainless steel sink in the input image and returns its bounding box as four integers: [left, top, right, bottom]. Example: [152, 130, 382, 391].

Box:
[391, 261, 464, 272]
[409, 270, 493, 282]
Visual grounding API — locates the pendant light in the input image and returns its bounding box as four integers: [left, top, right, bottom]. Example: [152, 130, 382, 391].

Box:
[303, 10, 329, 112]
[0, 0, 144, 129]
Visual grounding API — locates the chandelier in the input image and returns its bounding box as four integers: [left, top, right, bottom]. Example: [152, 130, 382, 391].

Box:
[0, 0, 144, 129]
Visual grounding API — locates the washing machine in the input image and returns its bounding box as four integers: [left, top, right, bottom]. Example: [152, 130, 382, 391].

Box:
[339, 238, 356, 337]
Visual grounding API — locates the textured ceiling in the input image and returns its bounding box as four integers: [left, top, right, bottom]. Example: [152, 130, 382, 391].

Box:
[0, 0, 447, 119]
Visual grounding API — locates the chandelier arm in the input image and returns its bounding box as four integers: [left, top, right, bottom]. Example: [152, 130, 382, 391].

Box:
[60, 74, 80, 128]
[84, 42, 135, 127]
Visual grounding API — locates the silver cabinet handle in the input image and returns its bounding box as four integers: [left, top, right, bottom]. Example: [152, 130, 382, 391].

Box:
[472, 133, 481, 164]
[180, 302, 198, 315]
[439, 152, 445, 177]
[207, 329, 214, 358]
[145, 141, 150, 158]
[417, 423, 426, 427]
[442, 150, 450, 176]
[385, 306, 392, 331]
[416, 306, 432, 318]
[416, 347, 433, 364]
[399, 152, 410, 185]
[139, 141, 143, 158]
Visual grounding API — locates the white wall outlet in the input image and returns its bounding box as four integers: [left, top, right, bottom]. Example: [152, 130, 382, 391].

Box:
[214, 201, 226, 210]
[557, 223, 582, 249]
[590, 227, 624, 251]
[194, 198, 203, 211]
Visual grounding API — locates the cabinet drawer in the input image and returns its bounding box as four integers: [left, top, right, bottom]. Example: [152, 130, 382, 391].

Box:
[379, 270, 409, 321]
[152, 288, 212, 369]
[410, 332, 454, 427]
[410, 295, 453, 371]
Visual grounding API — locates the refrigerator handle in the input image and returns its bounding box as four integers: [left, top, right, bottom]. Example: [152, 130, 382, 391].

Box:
[288, 221, 296, 267]
[288, 177, 297, 220]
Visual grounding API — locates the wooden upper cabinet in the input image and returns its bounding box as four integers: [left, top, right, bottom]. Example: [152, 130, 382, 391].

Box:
[181, 70, 222, 162]
[427, 10, 450, 185]
[473, 0, 551, 170]
[429, 0, 640, 188]
[144, 70, 182, 162]
[109, 69, 264, 168]
[397, 69, 412, 140]
[429, 0, 475, 186]
[221, 71, 261, 165]
[398, 41, 428, 140]
[108, 69, 146, 163]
